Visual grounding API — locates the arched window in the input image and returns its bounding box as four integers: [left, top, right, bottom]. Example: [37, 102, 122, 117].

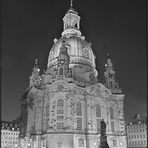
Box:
[57, 99, 64, 107]
[96, 104, 101, 117]
[77, 117, 82, 130]
[110, 106, 114, 119]
[78, 138, 84, 147]
[76, 102, 82, 116]
[113, 139, 117, 147]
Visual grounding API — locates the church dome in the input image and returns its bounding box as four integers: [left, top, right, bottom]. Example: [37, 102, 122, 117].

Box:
[47, 4, 97, 76]
[48, 35, 96, 69]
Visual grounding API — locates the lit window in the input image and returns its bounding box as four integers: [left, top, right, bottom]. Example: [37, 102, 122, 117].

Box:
[78, 138, 84, 147]
[96, 104, 101, 117]
[57, 99, 64, 107]
[76, 102, 82, 116]
[77, 118, 82, 130]
[110, 107, 114, 119]
[57, 123, 64, 129]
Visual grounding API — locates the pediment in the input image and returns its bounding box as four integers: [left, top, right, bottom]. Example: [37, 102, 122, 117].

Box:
[85, 83, 112, 98]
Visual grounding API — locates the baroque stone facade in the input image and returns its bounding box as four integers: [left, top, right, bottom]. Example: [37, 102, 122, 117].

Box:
[23, 3, 127, 148]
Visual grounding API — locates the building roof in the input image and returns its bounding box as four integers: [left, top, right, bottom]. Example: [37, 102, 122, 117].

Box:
[127, 114, 147, 125]
[1, 121, 20, 131]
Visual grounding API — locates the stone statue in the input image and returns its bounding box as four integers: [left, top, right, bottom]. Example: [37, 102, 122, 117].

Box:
[100, 119, 110, 148]
[101, 119, 106, 136]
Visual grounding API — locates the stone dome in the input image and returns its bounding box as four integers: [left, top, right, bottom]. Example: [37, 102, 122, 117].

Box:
[47, 5, 98, 76]
[47, 35, 96, 69]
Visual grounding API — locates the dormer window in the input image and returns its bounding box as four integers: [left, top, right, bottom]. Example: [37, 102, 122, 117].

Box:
[83, 48, 89, 58]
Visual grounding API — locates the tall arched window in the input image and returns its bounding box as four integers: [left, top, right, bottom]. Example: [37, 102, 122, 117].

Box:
[96, 104, 101, 117]
[78, 138, 84, 147]
[110, 106, 114, 119]
[57, 99, 64, 107]
[76, 102, 82, 116]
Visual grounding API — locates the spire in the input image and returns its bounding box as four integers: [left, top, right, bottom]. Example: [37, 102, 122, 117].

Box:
[62, 0, 81, 36]
[34, 59, 38, 68]
[70, 0, 73, 9]
[32, 59, 40, 76]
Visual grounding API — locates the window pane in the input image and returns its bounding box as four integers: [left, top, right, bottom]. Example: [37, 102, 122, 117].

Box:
[77, 118, 82, 130]
[76, 102, 82, 116]
[57, 99, 64, 107]
[57, 123, 64, 129]
[110, 107, 114, 119]
[96, 104, 101, 117]
[57, 109, 64, 114]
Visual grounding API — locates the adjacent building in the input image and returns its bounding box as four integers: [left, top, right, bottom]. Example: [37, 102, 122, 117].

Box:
[1, 121, 20, 148]
[19, 2, 127, 148]
[126, 114, 147, 148]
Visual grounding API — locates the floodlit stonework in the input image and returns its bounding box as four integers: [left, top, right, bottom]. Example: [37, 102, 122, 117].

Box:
[126, 114, 147, 148]
[20, 2, 127, 148]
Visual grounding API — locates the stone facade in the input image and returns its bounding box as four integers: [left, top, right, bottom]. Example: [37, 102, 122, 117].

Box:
[22, 3, 127, 148]
[126, 114, 147, 148]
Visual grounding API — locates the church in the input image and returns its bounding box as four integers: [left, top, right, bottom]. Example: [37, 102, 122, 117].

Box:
[20, 1, 127, 148]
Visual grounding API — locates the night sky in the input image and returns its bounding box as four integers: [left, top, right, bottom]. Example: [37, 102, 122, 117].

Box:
[2, 0, 146, 122]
